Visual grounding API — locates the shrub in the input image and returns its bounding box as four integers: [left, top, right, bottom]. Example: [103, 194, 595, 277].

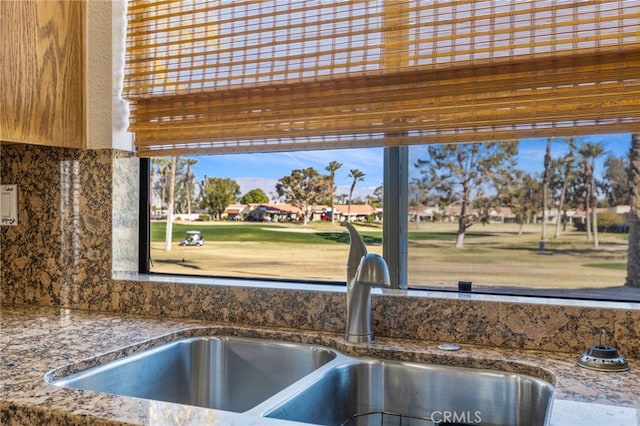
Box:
[575, 212, 627, 233]
[598, 211, 626, 233]
[198, 214, 211, 221]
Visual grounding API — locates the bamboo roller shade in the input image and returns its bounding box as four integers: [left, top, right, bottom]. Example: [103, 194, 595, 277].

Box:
[124, 0, 640, 156]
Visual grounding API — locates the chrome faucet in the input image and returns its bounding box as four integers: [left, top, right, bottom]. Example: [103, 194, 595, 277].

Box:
[343, 222, 391, 343]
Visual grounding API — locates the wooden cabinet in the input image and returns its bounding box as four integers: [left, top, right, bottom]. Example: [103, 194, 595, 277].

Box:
[1, 0, 85, 148]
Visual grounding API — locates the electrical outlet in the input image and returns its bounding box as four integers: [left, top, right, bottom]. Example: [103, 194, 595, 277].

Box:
[1, 185, 18, 226]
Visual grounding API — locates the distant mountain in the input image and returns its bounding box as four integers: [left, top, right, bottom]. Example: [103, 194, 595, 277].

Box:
[235, 177, 280, 200]
[335, 185, 377, 201]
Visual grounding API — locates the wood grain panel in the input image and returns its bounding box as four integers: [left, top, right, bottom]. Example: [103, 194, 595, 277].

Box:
[1, 0, 85, 148]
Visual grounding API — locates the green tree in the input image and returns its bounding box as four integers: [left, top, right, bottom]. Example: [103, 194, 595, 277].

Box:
[603, 155, 631, 206]
[628, 134, 640, 288]
[502, 170, 539, 235]
[347, 169, 365, 223]
[276, 168, 326, 225]
[415, 141, 518, 249]
[371, 185, 383, 209]
[409, 178, 430, 227]
[240, 188, 269, 204]
[325, 161, 343, 224]
[203, 177, 241, 219]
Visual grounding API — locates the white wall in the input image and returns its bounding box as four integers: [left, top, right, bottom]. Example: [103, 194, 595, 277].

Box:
[86, 0, 133, 151]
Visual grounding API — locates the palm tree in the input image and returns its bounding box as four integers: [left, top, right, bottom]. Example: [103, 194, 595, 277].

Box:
[165, 156, 179, 251]
[336, 193, 348, 204]
[553, 137, 577, 239]
[182, 158, 199, 216]
[325, 161, 343, 224]
[579, 142, 605, 248]
[580, 156, 593, 242]
[151, 157, 170, 216]
[347, 169, 365, 223]
[540, 139, 552, 249]
[628, 134, 640, 287]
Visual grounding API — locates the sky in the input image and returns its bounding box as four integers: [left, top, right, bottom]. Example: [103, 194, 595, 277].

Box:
[186, 134, 632, 199]
[190, 145, 385, 199]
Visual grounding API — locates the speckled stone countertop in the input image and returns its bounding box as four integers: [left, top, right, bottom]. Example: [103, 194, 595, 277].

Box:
[2, 305, 640, 426]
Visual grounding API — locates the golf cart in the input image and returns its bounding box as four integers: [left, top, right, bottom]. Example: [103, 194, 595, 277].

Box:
[179, 230, 204, 246]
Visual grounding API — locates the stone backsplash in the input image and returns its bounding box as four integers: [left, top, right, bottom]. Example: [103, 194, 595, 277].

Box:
[104, 277, 640, 357]
[0, 143, 137, 306]
[1, 143, 640, 359]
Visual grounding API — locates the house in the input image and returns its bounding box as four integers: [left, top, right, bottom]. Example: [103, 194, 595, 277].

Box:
[223, 204, 251, 221]
[332, 204, 378, 222]
[410, 206, 440, 222]
[246, 203, 303, 222]
[608, 205, 632, 218]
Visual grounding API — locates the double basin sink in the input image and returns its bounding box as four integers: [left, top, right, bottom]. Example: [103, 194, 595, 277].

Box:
[48, 336, 554, 425]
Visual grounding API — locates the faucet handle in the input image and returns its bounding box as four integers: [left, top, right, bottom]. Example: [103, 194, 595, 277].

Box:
[355, 253, 391, 287]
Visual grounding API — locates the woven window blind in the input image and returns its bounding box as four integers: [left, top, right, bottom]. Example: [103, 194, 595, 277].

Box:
[124, 0, 640, 156]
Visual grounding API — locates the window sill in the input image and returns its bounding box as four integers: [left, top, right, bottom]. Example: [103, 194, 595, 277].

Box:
[113, 271, 640, 310]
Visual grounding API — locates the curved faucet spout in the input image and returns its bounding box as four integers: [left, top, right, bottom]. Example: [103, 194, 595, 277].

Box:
[342, 223, 390, 343]
[343, 222, 368, 286]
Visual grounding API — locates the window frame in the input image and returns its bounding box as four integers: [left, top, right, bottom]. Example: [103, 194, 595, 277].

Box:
[138, 143, 636, 303]
[139, 157, 151, 274]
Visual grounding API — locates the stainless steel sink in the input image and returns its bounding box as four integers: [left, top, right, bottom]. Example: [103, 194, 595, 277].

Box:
[50, 336, 337, 412]
[262, 359, 554, 426]
[50, 336, 553, 425]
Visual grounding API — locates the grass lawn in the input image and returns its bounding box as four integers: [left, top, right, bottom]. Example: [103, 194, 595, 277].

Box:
[584, 263, 627, 270]
[150, 220, 629, 290]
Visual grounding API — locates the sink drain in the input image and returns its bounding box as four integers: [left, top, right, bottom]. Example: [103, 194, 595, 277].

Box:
[340, 411, 434, 426]
[577, 329, 629, 372]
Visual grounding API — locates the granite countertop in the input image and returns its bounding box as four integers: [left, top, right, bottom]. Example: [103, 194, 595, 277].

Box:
[2, 305, 640, 425]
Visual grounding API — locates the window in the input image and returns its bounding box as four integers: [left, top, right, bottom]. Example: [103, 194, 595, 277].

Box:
[407, 136, 635, 300]
[145, 149, 384, 282]
[143, 135, 638, 301]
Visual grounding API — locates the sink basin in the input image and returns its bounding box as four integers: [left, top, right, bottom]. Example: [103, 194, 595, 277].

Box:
[50, 336, 336, 412]
[263, 359, 554, 426]
[50, 336, 553, 425]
